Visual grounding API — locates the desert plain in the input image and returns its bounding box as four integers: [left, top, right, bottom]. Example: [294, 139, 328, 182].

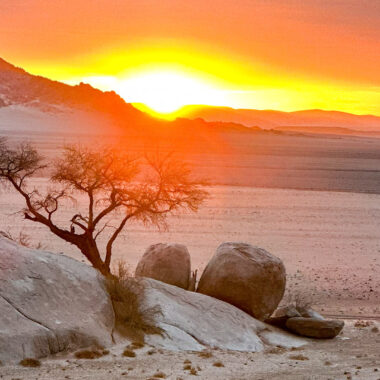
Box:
[0, 129, 379, 379]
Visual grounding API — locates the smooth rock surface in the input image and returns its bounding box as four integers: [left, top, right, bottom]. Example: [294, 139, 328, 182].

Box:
[135, 243, 191, 289]
[0, 237, 114, 364]
[197, 242, 286, 320]
[142, 278, 307, 352]
[286, 317, 344, 339]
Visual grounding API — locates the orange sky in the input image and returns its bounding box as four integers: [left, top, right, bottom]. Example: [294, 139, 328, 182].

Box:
[1, 0, 380, 117]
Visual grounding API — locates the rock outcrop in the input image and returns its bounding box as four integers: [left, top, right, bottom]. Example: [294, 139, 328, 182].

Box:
[135, 243, 191, 290]
[197, 242, 286, 320]
[0, 237, 308, 364]
[141, 278, 307, 351]
[0, 237, 114, 364]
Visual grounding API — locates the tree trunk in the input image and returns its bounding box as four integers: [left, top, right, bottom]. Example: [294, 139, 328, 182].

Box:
[79, 237, 111, 276]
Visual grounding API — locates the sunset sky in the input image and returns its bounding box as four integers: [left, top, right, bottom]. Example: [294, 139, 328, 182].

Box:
[1, 0, 380, 118]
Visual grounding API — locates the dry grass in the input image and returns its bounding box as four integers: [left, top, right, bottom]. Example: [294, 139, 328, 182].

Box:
[74, 348, 109, 359]
[0, 229, 44, 250]
[152, 372, 166, 378]
[106, 260, 163, 342]
[213, 361, 225, 367]
[127, 341, 145, 350]
[122, 349, 136, 358]
[19, 358, 41, 367]
[183, 364, 192, 370]
[354, 320, 372, 328]
[189, 367, 198, 375]
[198, 350, 213, 358]
[281, 271, 323, 311]
[289, 354, 309, 361]
[266, 346, 287, 355]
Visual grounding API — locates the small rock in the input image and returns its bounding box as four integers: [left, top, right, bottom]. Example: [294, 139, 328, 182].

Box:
[286, 317, 344, 339]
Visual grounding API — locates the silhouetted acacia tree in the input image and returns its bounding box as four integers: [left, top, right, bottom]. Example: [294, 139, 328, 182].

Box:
[0, 140, 208, 275]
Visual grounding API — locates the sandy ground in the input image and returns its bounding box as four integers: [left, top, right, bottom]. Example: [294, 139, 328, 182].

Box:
[0, 321, 379, 380]
[0, 183, 379, 317]
[1, 131, 380, 378]
[2, 128, 380, 194]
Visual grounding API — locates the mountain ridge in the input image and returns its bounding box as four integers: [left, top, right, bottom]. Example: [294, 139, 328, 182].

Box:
[1, 57, 380, 136]
[180, 105, 380, 131]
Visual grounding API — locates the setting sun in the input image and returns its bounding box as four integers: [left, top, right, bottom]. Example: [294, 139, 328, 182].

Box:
[115, 70, 228, 118]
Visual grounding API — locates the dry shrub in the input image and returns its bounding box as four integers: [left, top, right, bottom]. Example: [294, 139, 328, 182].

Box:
[122, 349, 136, 358]
[19, 358, 41, 367]
[0, 230, 44, 250]
[213, 361, 224, 367]
[128, 341, 145, 350]
[289, 354, 309, 361]
[281, 271, 325, 310]
[106, 260, 163, 342]
[354, 320, 372, 328]
[183, 364, 192, 370]
[152, 372, 166, 378]
[74, 349, 102, 359]
[189, 367, 198, 375]
[266, 346, 286, 355]
[198, 350, 213, 358]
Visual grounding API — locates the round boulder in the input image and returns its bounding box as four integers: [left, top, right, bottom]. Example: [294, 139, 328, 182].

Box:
[197, 242, 286, 320]
[135, 243, 191, 289]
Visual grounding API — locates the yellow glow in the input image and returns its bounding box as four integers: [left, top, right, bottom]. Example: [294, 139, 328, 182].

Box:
[116, 70, 230, 118]
[27, 42, 380, 118]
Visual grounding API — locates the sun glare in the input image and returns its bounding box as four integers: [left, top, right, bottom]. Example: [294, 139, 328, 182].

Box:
[113, 70, 228, 119]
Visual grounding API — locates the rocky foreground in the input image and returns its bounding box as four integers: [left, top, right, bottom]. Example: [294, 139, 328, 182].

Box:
[0, 236, 307, 365]
[0, 321, 379, 380]
[1, 236, 378, 379]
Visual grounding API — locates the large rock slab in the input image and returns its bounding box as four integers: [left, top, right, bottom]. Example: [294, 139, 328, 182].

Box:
[135, 243, 191, 289]
[141, 278, 307, 352]
[0, 237, 115, 364]
[197, 242, 286, 320]
[286, 317, 344, 339]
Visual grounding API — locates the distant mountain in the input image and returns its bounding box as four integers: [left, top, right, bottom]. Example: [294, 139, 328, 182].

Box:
[0, 57, 151, 130]
[181, 105, 380, 132]
[2, 57, 380, 140]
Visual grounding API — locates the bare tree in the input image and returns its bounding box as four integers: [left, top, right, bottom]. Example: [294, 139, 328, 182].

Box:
[0, 140, 208, 275]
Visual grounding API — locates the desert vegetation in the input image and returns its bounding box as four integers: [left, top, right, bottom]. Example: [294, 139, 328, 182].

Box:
[0, 138, 208, 275]
[106, 260, 163, 341]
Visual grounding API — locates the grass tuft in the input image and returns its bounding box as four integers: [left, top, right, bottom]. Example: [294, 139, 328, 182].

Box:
[74, 348, 106, 359]
[122, 349, 136, 358]
[128, 341, 145, 350]
[198, 350, 213, 358]
[106, 260, 163, 342]
[152, 371, 166, 378]
[19, 358, 41, 367]
[189, 367, 198, 375]
[289, 354, 309, 361]
[266, 346, 286, 355]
